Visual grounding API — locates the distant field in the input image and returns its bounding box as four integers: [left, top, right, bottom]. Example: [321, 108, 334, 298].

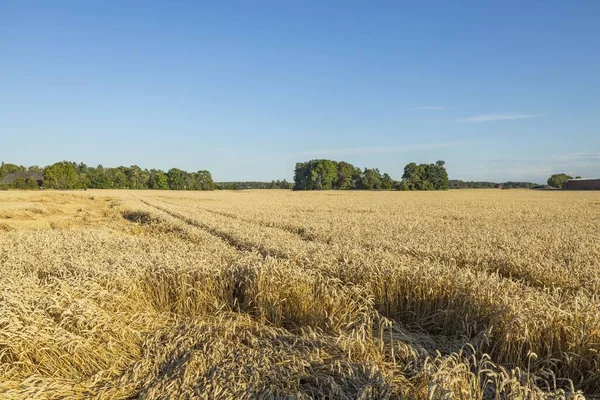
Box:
[1, 189, 599, 399]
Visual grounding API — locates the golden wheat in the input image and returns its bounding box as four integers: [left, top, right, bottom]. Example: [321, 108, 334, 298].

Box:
[0, 189, 598, 399]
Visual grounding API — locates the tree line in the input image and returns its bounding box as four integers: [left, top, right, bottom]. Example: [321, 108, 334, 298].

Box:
[449, 180, 538, 189]
[4, 159, 572, 192]
[292, 159, 449, 191]
[0, 161, 216, 190]
[216, 180, 293, 190]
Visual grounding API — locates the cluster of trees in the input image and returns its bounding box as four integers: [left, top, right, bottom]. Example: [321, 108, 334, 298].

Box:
[399, 161, 449, 190]
[547, 173, 580, 188]
[0, 163, 41, 190]
[216, 180, 293, 190]
[293, 160, 395, 190]
[292, 159, 449, 191]
[0, 161, 215, 190]
[0, 163, 40, 176]
[449, 180, 538, 189]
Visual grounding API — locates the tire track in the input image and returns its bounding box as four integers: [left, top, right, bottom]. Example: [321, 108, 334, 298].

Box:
[148, 197, 327, 244]
[198, 203, 581, 293]
[201, 208, 328, 244]
[135, 196, 570, 297]
[136, 198, 289, 259]
[142, 198, 564, 293]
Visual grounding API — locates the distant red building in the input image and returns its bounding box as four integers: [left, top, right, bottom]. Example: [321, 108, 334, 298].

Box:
[562, 179, 600, 190]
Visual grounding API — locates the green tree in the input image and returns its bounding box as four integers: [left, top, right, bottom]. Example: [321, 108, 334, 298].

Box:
[311, 160, 337, 190]
[293, 162, 310, 190]
[400, 160, 448, 190]
[109, 167, 128, 189]
[401, 162, 423, 190]
[293, 160, 337, 190]
[381, 173, 394, 190]
[431, 160, 449, 190]
[279, 179, 292, 189]
[547, 173, 573, 188]
[0, 163, 26, 179]
[125, 165, 149, 189]
[357, 168, 383, 190]
[89, 165, 112, 189]
[167, 168, 189, 190]
[193, 170, 215, 190]
[11, 178, 39, 190]
[148, 169, 169, 190]
[44, 161, 79, 189]
[335, 161, 359, 189]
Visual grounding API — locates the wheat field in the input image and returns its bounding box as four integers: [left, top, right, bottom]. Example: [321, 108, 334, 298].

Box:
[1, 189, 599, 399]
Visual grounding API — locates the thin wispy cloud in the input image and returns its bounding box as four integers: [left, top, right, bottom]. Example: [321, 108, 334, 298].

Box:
[485, 152, 600, 164]
[551, 152, 600, 160]
[460, 150, 600, 182]
[291, 140, 479, 158]
[457, 113, 540, 123]
[413, 106, 449, 111]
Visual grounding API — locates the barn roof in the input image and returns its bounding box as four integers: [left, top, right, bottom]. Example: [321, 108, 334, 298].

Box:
[0, 172, 44, 185]
[566, 178, 600, 181]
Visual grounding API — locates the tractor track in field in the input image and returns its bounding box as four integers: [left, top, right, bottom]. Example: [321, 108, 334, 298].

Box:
[130, 196, 587, 307]
[138, 197, 570, 294]
[201, 207, 585, 294]
[135, 197, 289, 260]
[151, 197, 328, 244]
[201, 208, 328, 244]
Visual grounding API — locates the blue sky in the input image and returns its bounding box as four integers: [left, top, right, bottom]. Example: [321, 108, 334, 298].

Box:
[1, 1, 599, 183]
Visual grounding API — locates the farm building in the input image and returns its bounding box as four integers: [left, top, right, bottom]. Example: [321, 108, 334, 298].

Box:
[0, 172, 44, 188]
[562, 178, 600, 190]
